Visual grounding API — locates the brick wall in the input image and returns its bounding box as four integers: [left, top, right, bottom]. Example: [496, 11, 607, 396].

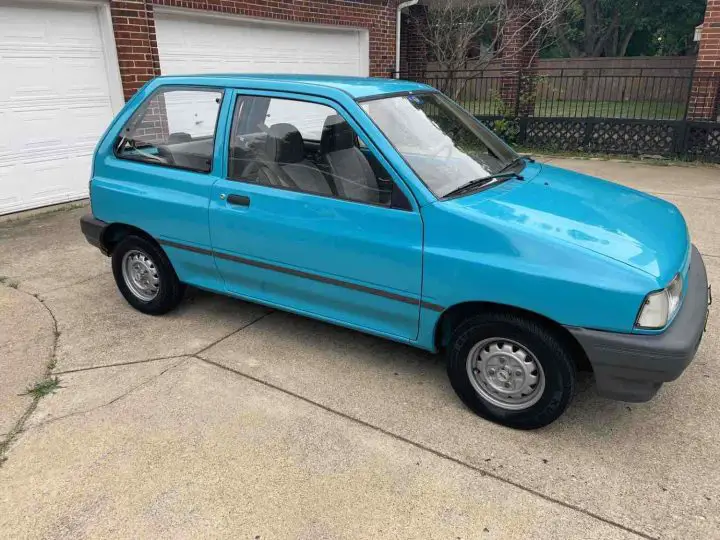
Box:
[689, 0, 720, 120]
[399, 5, 428, 78]
[110, 0, 398, 100]
[499, 0, 540, 115]
[110, 0, 160, 101]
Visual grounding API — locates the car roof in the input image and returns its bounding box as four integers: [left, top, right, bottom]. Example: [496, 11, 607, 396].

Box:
[153, 74, 435, 100]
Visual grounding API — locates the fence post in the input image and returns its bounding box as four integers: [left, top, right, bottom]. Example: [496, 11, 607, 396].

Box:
[582, 118, 595, 151]
[675, 65, 697, 158]
[514, 70, 522, 117]
[683, 65, 696, 121]
[517, 117, 528, 146]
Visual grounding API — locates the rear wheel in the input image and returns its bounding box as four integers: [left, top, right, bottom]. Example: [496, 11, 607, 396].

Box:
[446, 312, 575, 429]
[111, 235, 185, 315]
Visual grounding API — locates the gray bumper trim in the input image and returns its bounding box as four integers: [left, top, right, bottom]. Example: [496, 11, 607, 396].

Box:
[80, 215, 108, 254]
[567, 245, 709, 402]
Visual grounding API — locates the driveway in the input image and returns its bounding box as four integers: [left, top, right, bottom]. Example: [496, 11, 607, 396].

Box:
[1, 158, 719, 539]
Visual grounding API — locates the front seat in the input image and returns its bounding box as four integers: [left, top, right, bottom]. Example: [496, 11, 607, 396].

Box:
[320, 115, 380, 204]
[262, 123, 333, 196]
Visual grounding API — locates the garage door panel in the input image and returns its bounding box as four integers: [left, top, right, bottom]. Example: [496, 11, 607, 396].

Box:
[0, 3, 117, 215]
[155, 12, 366, 77]
[0, 166, 22, 213]
[0, 159, 87, 214]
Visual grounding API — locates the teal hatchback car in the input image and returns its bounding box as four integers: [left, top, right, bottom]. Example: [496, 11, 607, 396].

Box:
[81, 74, 710, 429]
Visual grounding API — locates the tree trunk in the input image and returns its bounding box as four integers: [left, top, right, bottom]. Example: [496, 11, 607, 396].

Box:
[582, 0, 598, 56]
[608, 25, 619, 57]
[618, 28, 634, 57]
[592, 10, 620, 57]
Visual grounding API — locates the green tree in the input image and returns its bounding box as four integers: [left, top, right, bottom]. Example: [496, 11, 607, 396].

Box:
[549, 0, 705, 57]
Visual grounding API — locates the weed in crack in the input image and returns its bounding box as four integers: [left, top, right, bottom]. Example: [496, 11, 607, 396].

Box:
[0, 289, 60, 466]
[22, 377, 61, 399]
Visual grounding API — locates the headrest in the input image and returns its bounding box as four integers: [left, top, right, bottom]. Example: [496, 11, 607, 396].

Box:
[320, 115, 356, 154]
[266, 123, 304, 164]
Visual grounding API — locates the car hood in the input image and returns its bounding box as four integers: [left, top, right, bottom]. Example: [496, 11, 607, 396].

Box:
[448, 163, 689, 283]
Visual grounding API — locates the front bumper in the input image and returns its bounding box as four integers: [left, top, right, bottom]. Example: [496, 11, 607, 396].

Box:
[80, 214, 108, 254]
[567, 245, 709, 402]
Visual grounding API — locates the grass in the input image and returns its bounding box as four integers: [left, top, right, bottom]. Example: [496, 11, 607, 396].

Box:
[461, 99, 686, 120]
[23, 377, 61, 399]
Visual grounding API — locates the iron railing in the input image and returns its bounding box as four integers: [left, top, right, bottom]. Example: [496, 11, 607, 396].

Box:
[391, 67, 720, 161]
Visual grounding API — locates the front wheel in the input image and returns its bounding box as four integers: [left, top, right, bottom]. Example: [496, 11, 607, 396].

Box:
[446, 312, 575, 429]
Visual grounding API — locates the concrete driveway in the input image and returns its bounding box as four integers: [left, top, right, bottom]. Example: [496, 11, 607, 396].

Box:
[1, 158, 719, 539]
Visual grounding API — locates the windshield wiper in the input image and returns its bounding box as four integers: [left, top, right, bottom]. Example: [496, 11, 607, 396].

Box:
[497, 155, 530, 174]
[442, 171, 523, 199]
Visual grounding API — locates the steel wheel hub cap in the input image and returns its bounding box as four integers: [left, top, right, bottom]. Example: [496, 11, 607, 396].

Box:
[466, 338, 545, 411]
[121, 249, 160, 302]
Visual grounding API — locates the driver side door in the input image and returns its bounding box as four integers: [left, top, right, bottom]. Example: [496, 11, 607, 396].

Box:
[209, 91, 424, 341]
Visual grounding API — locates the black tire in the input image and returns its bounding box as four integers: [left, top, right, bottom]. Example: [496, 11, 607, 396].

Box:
[111, 235, 185, 315]
[446, 312, 575, 430]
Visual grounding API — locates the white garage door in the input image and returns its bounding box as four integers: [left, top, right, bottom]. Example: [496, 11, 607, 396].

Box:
[0, 2, 121, 215]
[154, 10, 369, 77]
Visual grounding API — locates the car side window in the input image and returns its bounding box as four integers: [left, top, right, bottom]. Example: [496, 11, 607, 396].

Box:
[228, 95, 409, 209]
[116, 87, 223, 173]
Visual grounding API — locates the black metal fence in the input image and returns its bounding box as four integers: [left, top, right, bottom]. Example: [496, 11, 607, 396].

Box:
[392, 67, 720, 161]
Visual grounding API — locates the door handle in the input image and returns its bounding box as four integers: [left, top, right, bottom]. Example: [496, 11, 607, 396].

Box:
[227, 194, 250, 207]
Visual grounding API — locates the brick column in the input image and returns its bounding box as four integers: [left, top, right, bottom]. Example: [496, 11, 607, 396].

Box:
[400, 5, 429, 79]
[500, 0, 540, 116]
[688, 0, 720, 120]
[110, 0, 161, 101]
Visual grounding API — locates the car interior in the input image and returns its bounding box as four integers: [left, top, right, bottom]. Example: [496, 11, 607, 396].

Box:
[229, 114, 396, 206]
[115, 92, 406, 208]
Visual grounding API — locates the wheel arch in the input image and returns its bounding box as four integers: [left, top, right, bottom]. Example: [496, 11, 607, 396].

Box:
[433, 301, 591, 372]
[101, 223, 159, 255]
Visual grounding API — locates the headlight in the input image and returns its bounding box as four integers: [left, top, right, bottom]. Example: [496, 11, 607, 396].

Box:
[636, 274, 683, 329]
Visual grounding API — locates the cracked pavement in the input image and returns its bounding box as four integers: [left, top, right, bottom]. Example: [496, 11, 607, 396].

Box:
[1, 158, 719, 538]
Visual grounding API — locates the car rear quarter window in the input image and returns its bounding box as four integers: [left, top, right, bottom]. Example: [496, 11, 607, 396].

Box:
[115, 87, 223, 173]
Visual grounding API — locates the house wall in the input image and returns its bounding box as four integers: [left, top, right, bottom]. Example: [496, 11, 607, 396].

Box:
[108, 0, 399, 101]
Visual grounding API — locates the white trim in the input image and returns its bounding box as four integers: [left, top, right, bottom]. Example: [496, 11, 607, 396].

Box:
[396, 0, 420, 77]
[153, 5, 371, 77]
[0, 0, 125, 111]
[153, 5, 369, 33]
[97, 2, 125, 112]
[358, 29, 370, 77]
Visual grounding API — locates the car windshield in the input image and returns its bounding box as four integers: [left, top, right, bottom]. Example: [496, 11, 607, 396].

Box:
[360, 92, 520, 198]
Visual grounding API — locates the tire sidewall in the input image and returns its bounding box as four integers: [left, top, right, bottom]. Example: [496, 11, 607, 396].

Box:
[447, 315, 574, 429]
[111, 236, 182, 315]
